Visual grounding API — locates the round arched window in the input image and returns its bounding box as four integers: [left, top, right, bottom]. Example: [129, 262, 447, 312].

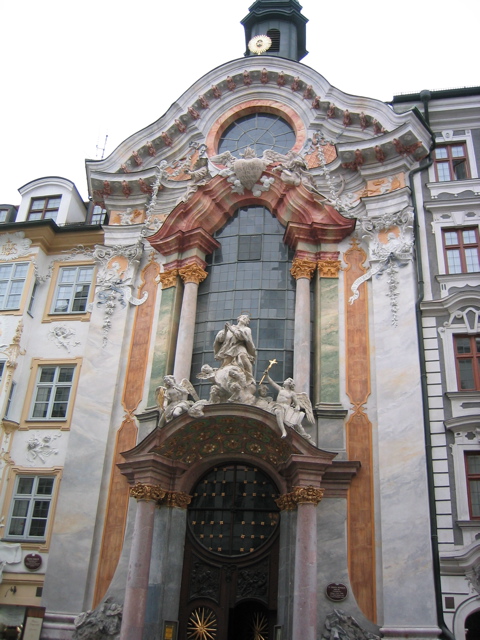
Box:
[188, 463, 280, 556]
[218, 113, 295, 157]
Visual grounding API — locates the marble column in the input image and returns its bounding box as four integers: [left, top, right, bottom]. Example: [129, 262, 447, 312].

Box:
[173, 263, 207, 382]
[290, 259, 316, 394]
[120, 483, 165, 640]
[277, 486, 324, 640]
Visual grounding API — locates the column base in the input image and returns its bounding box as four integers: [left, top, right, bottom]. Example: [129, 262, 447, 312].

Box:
[380, 626, 441, 639]
[40, 612, 76, 640]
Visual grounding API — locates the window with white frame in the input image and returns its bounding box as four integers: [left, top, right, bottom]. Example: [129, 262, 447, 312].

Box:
[6, 475, 55, 540]
[443, 227, 480, 274]
[0, 262, 29, 310]
[30, 365, 75, 420]
[51, 266, 94, 314]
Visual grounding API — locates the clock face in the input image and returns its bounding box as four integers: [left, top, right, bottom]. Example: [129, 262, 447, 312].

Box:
[248, 34, 272, 55]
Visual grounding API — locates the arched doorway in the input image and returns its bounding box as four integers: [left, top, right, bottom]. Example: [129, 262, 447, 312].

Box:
[466, 609, 480, 640]
[178, 462, 280, 639]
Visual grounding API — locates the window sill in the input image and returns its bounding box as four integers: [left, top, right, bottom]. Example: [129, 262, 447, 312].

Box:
[1, 538, 48, 551]
[427, 177, 480, 199]
[20, 420, 69, 431]
[42, 312, 91, 323]
[436, 272, 480, 298]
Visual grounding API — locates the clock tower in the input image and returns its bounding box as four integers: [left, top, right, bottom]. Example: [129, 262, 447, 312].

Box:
[241, 0, 308, 61]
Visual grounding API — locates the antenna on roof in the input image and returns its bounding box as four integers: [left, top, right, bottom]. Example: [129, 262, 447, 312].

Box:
[96, 134, 109, 160]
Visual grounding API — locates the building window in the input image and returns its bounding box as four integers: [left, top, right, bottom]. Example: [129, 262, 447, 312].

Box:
[455, 335, 480, 390]
[90, 205, 107, 225]
[30, 365, 75, 420]
[28, 196, 62, 222]
[0, 262, 29, 310]
[434, 144, 469, 182]
[6, 475, 55, 540]
[5, 381, 15, 418]
[0, 209, 8, 223]
[443, 227, 480, 274]
[51, 266, 94, 314]
[218, 113, 295, 158]
[465, 453, 480, 519]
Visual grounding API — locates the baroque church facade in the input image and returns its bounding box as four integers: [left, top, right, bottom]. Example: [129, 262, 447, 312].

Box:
[0, 1, 479, 639]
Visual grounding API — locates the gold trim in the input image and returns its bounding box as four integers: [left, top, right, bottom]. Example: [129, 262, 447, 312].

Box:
[159, 269, 179, 289]
[161, 490, 192, 509]
[317, 259, 342, 278]
[129, 483, 165, 502]
[178, 264, 208, 285]
[290, 259, 316, 280]
[276, 485, 324, 510]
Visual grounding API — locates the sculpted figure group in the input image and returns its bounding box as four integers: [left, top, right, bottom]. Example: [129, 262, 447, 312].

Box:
[155, 315, 314, 441]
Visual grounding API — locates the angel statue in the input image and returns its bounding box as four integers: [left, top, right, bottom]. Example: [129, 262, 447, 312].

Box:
[155, 375, 199, 423]
[265, 374, 314, 441]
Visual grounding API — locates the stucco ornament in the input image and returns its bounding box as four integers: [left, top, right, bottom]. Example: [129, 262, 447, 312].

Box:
[349, 207, 414, 326]
[210, 147, 276, 196]
[0, 232, 32, 260]
[93, 242, 148, 346]
[48, 325, 80, 352]
[322, 609, 380, 640]
[26, 432, 60, 465]
[73, 597, 122, 640]
[161, 316, 314, 442]
[466, 563, 480, 595]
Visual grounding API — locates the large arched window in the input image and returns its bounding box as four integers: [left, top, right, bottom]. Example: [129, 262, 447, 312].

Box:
[188, 463, 280, 556]
[218, 113, 295, 158]
[191, 205, 296, 398]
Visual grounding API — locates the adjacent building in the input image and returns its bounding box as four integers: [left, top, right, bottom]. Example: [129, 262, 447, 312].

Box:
[0, 2, 478, 639]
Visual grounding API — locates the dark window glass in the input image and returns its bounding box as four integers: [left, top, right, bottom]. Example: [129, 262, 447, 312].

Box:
[189, 464, 279, 556]
[191, 206, 297, 399]
[443, 227, 480, 274]
[434, 144, 469, 182]
[466, 453, 480, 518]
[455, 335, 480, 390]
[218, 113, 295, 158]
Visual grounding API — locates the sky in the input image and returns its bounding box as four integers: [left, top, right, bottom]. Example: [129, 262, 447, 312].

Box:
[1, 0, 478, 205]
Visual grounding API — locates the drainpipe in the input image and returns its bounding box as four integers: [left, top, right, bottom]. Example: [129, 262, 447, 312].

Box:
[410, 89, 455, 640]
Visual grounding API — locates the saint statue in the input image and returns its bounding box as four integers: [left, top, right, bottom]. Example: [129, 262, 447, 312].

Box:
[213, 314, 256, 378]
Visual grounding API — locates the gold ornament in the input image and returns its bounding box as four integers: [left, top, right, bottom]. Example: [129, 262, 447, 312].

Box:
[159, 269, 178, 289]
[290, 258, 316, 280]
[187, 607, 217, 640]
[179, 264, 208, 285]
[129, 483, 165, 502]
[317, 259, 342, 278]
[161, 491, 192, 509]
[276, 485, 324, 510]
[248, 34, 272, 55]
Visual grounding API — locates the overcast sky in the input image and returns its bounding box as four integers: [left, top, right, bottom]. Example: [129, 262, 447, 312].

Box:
[2, 0, 478, 205]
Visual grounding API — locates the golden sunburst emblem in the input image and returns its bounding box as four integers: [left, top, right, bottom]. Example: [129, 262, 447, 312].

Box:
[252, 611, 269, 640]
[187, 607, 217, 640]
[248, 35, 272, 55]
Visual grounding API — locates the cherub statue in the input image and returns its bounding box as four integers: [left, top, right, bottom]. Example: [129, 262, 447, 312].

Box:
[265, 374, 314, 441]
[156, 375, 199, 423]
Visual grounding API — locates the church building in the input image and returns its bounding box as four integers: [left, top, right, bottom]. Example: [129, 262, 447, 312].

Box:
[0, 1, 479, 639]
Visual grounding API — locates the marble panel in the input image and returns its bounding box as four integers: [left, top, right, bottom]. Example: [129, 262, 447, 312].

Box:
[370, 266, 438, 628]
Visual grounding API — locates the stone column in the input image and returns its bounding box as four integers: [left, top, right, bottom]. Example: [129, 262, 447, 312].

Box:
[145, 490, 192, 639]
[173, 263, 207, 382]
[277, 486, 324, 640]
[120, 483, 165, 640]
[290, 258, 316, 394]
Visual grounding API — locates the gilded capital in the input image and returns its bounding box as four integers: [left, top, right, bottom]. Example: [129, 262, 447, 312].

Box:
[161, 490, 192, 509]
[178, 264, 208, 285]
[276, 485, 324, 510]
[159, 269, 178, 289]
[129, 483, 165, 502]
[317, 259, 342, 278]
[290, 259, 316, 280]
